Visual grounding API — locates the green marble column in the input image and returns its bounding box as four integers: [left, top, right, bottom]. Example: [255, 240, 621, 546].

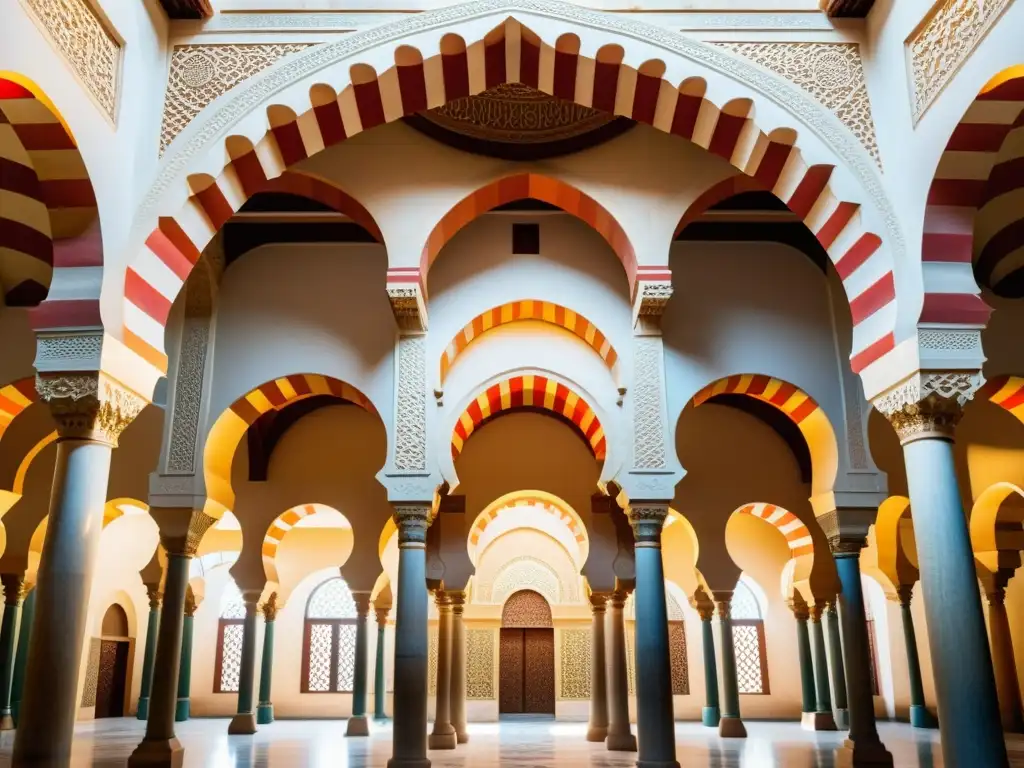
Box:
[175, 592, 196, 722]
[824, 601, 848, 729]
[9, 585, 34, 726]
[808, 603, 837, 730]
[0, 575, 26, 730]
[227, 597, 259, 734]
[346, 593, 372, 737]
[697, 602, 720, 727]
[374, 605, 389, 721]
[257, 594, 278, 726]
[793, 601, 817, 720]
[714, 593, 746, 738]
[897, 587, 937, 729]
[136, 585, 162, 721]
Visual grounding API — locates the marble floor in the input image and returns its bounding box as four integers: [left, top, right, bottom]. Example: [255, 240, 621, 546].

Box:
[0, 718, 1022, 767]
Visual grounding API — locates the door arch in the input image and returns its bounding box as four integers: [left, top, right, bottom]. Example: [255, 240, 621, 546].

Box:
[95, 604, 132, 718]
[499, 590, 554, 715]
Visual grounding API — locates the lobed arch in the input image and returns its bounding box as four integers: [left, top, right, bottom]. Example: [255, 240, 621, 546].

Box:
[450, 373, 606, 461]
[732, 502, 814, 559]
[924, 67, 1024, 299]
[440, 299, 620, 386]
[124, 3, 907, 388]
[978, 374, 1024, 422]
[468, 489, 588, 568]
[204, 373, 379, 516]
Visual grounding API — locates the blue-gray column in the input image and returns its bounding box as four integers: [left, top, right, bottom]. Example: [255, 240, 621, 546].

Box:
[586, 594, 609, 742]
[809, 603, 837, 730]
[628, 506, 679, 768]
[347, 593, 372, 737]
[825, 602, 849, 729]
[698, 603, 720, 727]
[794, 602, 816, 718]
[898, 411, 1007, 766]
[13, 433, 115, 767]
[9, 585, 34, 726]
[714, 593, 746, 738]
[896, 587, 936, 729]
[986, 586, 1024, 733]
[228, 598, 259, 734]
[136, 586, 162, 721]
[374, 606, 389, 721]
[0, 575, 25, 731]
[388, 506, 431, 768]
[605, 590, 636, 751]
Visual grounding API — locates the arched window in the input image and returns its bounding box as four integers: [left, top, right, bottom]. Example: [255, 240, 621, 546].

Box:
[302, 577, 358, 693]
[731, 577, 770, 695]
[214, 580, 246, 693]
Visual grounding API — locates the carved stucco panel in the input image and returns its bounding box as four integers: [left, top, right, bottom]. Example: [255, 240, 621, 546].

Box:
[558, 628, 591, 699]
[633, 336, 667, 470]
[166, 320, 208, 474]
[395, 335, 427, 472]
[466, 628, 496, 699]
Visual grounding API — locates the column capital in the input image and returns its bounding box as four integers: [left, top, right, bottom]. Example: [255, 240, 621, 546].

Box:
[608, 590, 629, 609]
[433, 590, 452, 611]
[788, 597, 810, 621]
[589, 592, 610, 612]
[184, 590, 199, 617]
[626, 503, 670, 547]
[448, 590, 466, 614]
[374, 605, 390, 625]
[0, 574, 25, 607]
[260, 592, 280, 622]
[392, 503, 432, 548]
[153, 508, 217, 557]
[712, 591, 733, 620]
[895, 584, 914, 608]
[817, 507, 875, 555]
[985, 585, 1006, 607]
[809, 601, 827, 622]
[145, 583, 163, 610]
[352, 591, 373, 616]
[690, 587, 715, 621]
[872, 371, 982, 444]
[36, 371, 146, 446]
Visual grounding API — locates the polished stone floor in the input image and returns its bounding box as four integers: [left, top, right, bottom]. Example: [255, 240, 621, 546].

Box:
[0, 717, 1022, 767]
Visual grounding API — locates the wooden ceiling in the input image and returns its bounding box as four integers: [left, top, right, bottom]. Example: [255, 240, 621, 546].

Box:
[159, 0, 213, 19]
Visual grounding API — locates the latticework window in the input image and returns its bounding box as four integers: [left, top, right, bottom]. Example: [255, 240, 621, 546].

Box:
[214, 580, 246, 693]
[732, 578, 769, 695]
[302, 577, 359, 693]
[668, 622, 689, 695]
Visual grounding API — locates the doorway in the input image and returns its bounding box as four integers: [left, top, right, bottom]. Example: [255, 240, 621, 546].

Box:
[94, 604, 132, 718]
[498, 590, 555, 715]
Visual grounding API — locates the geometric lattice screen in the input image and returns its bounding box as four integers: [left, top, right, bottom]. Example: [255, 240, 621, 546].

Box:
[303, 577, 358, 692]
[217, 622, 244, 693]
[733, 622, 768, 694]
[668, 622, 689, 695]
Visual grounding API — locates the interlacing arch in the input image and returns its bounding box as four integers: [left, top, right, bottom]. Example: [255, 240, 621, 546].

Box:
[123, 3, 907, 383]
[204, 374, 378, 514]
[733, 502, 814, 558]
[978, 374, 1024, 421]
[691, 374, 838, 497]
[451, 374, 605, 460]
[440, 299, 620, 385]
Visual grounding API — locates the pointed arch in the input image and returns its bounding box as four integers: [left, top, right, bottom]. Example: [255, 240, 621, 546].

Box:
[440, 299, 619, 385]
[451, 374, 605, 461]
[123, 6, 904, 387]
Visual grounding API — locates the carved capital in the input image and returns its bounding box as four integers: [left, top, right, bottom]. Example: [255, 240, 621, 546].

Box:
[627, 504, 670, 547]
[632, 280, 673, 330]
[260, 591, 280, 621]
[0, 574, 26, 607]
[714, 596, 732, 621]
[809, 601, 826, 623]
[589, 592, 609, 612]
[352, 591, 373, 616]
[387, 284, 428, 332]
[434, 590, 452, 611]
[145, 583, 163, 610]
[393, 504, 432, 548]
[36, 372, 146, 446]
[692, 600, 715, 622]
[609, 590, 629, 609]
[375, 605, 391, 625]
[986, 585, 1006, 607]
[873, 371, 983, 444]
[448, 590, 466, 614]
[817, 508, 873, 555]
[895, 584, 914, 608]
[789, 597, 810, 622]
[184, 591, 199, 617]
[158, 509, 216, 556]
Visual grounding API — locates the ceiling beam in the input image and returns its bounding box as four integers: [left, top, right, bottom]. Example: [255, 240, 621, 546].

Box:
[820, 0, 875, 17]
[159, 0, 213, 20]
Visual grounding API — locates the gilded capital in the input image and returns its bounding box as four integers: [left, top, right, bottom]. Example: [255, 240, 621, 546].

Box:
[895, 584, 914, 608]
[0, 574, 26, 607]
[589, 592, 609, 612]
[145, 583, 163, 610]
[261, 592, 280, 621]
[184, 591, 199, 617]
[375, 605, 391, 625]
[872, 371, 982, 444]
[36, 372, 146, 446]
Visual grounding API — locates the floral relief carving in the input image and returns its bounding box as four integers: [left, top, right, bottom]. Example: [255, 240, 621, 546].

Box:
[80, 637, 102, 707]
[161, 43, 312, 152]
[167, 321, 208, 474]
[20, 0, 120, 120]
[395, 335, 427, 471]
[633, 336, 667, 469]
[428, 623, 438, 696]
[715, 42, 880, 164]
[36, 373, 146, 446]
[908, 0, 1012, 122]
[491, 557, 565, 606]
[466, 629, 496, 699]
[558, 628, 591, 699]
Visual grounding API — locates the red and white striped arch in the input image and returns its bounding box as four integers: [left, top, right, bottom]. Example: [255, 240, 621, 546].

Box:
[734, 502, 814, 558]
[440, 299, 619, 385]
[122, 11, 903, 384]
[923, 69, 1024, 309]
[469, 494, 587, 547]
[451, 374, 605, 460]
[978, 374, 1024, 423]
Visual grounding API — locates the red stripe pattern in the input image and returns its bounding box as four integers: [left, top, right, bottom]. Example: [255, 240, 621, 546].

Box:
[978, 374, 1024, 423]
[469, 495, 587, 546]
[735, 503, 814, 558]
[123, 20, 899, 376]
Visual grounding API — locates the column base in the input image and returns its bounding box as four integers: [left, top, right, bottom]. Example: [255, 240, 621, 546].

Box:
[606, 731, 637, 751]
[718, 716, 747, 738]
[456, 729, 469, 744]
[387, 759, 431, 768]
[136, 697, 150, 721]
[909, 705, 937, 729]
[346, 715, 370, 737]
[701, 706, 720, 727]
[256, 703, 274, 725]
[0, 712, 13, 731]
[635, 760, 680, 768]
[835, 738, 894, 767]
[127, 737, 185, 768]
[802, 711, 838, 731]
[586, 724, 609, 741]
[174, 698, 189, 722]
[834, 708, 850, 729]
[227, 712, 257, 735]
[428, 727, 457, 750]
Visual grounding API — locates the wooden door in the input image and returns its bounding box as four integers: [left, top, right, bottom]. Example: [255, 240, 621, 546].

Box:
[95, 640, 129, 718]
[499, 628, 525, 713]
[523, 629, 554, 713]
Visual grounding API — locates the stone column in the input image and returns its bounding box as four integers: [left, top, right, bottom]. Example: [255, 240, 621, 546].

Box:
[130, 508, 213, 768]
[374, 606, 389, 721]
[713, 592, 746, 738]
[792, 598, 817, 727]
[695, 600, 720, 727]
[825, 601, 849, 729]
[137, 585, 162, 721]
[809, 602, 837, 731]
[587, 593, 610, 742]
[605, 589, 636, 751]
[627, 505, 679, 768]
[895, 587, 936, 729]
[347, 592, 373, 737]
[882, 388, 1007, 767]
[228, 594, 260, 734]
[429, 591, 456, 749]
[256, 593, 278, 726]
[986, 585, 1024, 733]
[175, 592, 196, 722]
[449, 591, 468, 744]
[0, 575, 26, 730]
[10, 586, 35, 726]
[13, 375, 141, 767]
[389, 505, 432, 768]
[829, 530, 891, 766]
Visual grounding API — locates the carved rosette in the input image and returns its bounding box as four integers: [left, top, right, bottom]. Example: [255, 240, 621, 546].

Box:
[393, 504, 432, 548]
[261, 592, 280, 622]
[873, 371, 982, 444]
[626, 504, 670, 547]
[36, 372, 146, 447]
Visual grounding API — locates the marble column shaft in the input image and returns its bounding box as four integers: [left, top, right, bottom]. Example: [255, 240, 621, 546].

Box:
[825, 602, 849, 729]
[175, 600, 195, 722]
[346, 593, 372, 737]
[793, 603, 816, 715]
[136, 588, 162, 721]
[698, 605, 720, 727]
[0, 575, 25, 730]
[449, 592, 468, 744]
[257, 596, 278, 726]
[605, 591, 636, 751]
[228, 599, 259, 734]
[587, 594, 609, 742]
[9, 585, 34, 726]
[987, 587, 1024, 733]
[810, 606, 834, 715]
[896, 588, 934, 729]
[715, 594, 746, 738]
[428, 592, 456, 749]
[374, 607, 389, 721]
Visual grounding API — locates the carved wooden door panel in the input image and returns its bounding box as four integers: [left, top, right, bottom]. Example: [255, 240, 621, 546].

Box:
[523, 629, 555, 714]
[95, 640, 129, 718]
[499, 628, 525, 713]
